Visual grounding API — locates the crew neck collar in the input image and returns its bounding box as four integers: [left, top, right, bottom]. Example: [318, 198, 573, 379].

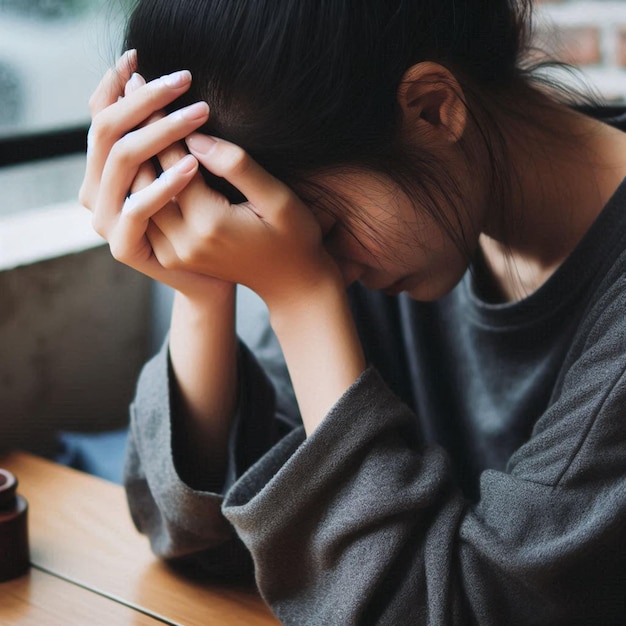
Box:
[459, 176, 626, 329]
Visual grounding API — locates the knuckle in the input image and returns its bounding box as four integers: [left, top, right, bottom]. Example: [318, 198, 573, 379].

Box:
[87, 77, 111, 115]
[159, 146, 185, 169]
[144, 78, 172, 108]
[108, 239, 131, 263]
[108, 241, 123, 261]
[274, 189, 293, 211]
[87, 94, 99, 116]
[78, 184, 92, 210]
[198, 220, 224, 246]
[221, 145, 250, 177]
[272, 194, 297, 227]
[123, 202, 144, 222]
[87, 89, 106, 116]
[177, 243, 199, 266]
[108, 135, 137, 167]
[88, 115, 114, 147]
[157, 249, 180, 270]
[90, 213, 106, 238]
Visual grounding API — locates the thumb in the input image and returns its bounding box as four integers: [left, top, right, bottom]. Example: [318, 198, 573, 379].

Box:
[186, 133, 292, 214]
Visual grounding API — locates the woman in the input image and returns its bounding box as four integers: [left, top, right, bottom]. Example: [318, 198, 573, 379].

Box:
[80, 0, 626, 623]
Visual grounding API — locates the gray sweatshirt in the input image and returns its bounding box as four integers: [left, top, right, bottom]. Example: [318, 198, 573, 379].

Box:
[125, 172, 626, 624]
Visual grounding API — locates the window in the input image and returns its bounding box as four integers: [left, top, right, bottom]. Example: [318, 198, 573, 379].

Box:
[0, 0, 130, 216]
[535, 1, 626, 104]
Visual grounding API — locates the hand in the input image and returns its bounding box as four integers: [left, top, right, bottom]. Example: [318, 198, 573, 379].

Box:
[152, 133, 365, 434]
[148, 132, 343, 309]
[79, 51, 232, 300]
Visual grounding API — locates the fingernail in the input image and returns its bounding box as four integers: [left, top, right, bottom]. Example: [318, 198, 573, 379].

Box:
[117, 49, 137, 69]
[125, 72, 144, 94]
[120, 49, 136, 61]
[186, 133, 217, 154]
[178, 102, 209, 121]
[163, 69, 191, 89]
[171, 154, 197, 175]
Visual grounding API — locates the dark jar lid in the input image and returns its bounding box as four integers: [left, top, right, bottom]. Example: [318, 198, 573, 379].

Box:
[0, 467, 30, 581]
[0, 468, 18, 509]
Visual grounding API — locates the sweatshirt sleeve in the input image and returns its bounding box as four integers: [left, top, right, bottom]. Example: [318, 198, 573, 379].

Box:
[221, 288, 626, 624]
[123, 288, 301, 581]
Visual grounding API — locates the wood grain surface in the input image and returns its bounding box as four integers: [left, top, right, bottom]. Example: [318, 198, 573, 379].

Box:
[0, 567, 163, 625]
[0, 452, 279, 626]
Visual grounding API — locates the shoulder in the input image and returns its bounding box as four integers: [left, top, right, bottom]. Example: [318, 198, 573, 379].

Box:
[508, 246, 626, 486]
[569, 245, 626, 355]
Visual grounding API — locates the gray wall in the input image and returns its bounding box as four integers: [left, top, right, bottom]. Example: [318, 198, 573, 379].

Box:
[0, 245, 152, 456]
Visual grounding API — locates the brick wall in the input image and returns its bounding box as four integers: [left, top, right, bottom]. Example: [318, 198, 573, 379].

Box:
[534, 0, 626, 102]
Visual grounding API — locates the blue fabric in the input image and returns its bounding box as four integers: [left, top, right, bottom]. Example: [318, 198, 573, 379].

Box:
[55, 428, 129, 484]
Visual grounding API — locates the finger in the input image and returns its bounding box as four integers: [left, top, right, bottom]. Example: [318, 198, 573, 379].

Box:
[108, 219, 180, 285]
[87, 71, 194, 161]
[130, 160, 157, 194]
[128, 109, 167, 196]
[161, 140, 235, 213]
[88, 49, 137, 116]
[124, 155, 198, 220]
[132, 109, 168, 180]
[84, 100, 207, 216]
[95, 154, 197, 241]
[154, 135, 227, 210]
[96, 102, 208, 219]
[93, 70, 195, 144]
[126, 155, 198, 226]
[83, 71, 197, 200]
[145, 220, 184, 272]
[124, 72, 146, 97]
[108, 109, 167, 207]
[158, 138, 189, 170]
[146, 220, 227, 291]
[186, 133, 292, 214]
[83, 121, 156, 214]
[82, 159, 155, 214]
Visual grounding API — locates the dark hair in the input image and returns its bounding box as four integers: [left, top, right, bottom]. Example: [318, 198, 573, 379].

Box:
[123, 0, 583, 257]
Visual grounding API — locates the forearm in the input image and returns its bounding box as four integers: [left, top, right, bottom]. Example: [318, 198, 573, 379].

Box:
[224, 365, 626, 625]
[268, 278, 366, 435]
[168, 283, 238, 490]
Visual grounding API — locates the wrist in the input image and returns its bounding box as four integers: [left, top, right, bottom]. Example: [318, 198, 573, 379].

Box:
[267, 276, 366, 435]
[265, 265, 345, 327]
[175, 280, 236, 313]
[169, 281, 238, 490]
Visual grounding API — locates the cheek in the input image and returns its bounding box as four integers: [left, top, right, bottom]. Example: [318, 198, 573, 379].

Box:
[313, 175, 477, 286]
[330, 212, 432, 275]
[405, 244, 471, 300]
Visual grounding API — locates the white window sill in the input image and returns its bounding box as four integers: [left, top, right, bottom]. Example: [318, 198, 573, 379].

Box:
[0, 200, 151, 456]
[0, 201, 104, 270]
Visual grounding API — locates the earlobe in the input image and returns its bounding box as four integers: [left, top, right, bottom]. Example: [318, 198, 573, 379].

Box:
[397, 62, 467, 145]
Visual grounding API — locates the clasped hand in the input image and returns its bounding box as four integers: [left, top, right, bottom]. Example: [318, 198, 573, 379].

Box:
[79, 51, 340, 307]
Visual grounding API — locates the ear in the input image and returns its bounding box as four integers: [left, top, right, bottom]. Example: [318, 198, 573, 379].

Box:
[397, 62, 467, 146]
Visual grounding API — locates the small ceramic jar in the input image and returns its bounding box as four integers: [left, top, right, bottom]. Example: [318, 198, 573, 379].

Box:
[0, 468, 30, 582]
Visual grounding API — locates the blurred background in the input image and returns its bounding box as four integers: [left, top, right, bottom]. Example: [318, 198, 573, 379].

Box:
[534, 0, 626, 103]
[0, 0, 131, 215]
[0, 0, 150, 470]
[1, 0, 626, 216]
[1, 0, 626, 217]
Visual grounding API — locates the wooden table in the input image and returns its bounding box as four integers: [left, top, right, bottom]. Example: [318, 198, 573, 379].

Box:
[0, 452, 279, 626]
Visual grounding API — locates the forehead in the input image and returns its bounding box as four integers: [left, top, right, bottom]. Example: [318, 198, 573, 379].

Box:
[304, 168, 427, 262]
[305, 168, 408, 218]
